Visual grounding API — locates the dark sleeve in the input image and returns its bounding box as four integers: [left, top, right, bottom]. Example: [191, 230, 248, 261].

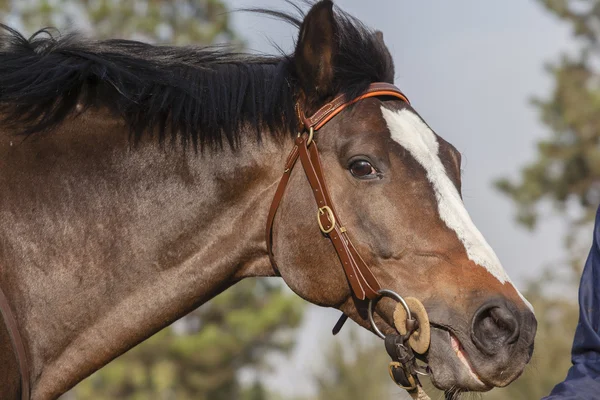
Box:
[543, 206, 600, 399]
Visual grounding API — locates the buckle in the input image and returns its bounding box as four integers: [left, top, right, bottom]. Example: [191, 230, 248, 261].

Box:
[388, 361, 418, 391]
[297, 126, 314, 146]
[317, 206, 336, 234]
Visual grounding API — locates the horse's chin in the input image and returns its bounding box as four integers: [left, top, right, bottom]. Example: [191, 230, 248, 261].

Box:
[425, 327, 492, 393]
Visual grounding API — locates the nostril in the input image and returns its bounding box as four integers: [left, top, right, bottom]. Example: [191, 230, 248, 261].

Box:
[489, 307, 520, 344]
[472, 304, 520, 356]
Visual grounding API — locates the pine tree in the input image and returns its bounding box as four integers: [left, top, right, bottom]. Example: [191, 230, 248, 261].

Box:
[492, 1, 600, 398]
[495, 0, 600, 234]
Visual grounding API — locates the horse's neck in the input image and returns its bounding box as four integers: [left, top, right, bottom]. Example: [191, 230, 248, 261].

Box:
[0, 108, 286, 398]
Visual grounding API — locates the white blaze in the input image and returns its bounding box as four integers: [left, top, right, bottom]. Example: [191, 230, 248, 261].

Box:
[381, 107, 533, 311]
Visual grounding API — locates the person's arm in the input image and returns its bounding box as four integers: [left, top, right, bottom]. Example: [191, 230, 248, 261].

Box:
[543, 206, 600, 399]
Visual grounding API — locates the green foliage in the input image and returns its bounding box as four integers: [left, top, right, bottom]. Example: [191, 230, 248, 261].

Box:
[313, 333, 396, 400]
[1, 0, 236, 45]
[495, 0, 600, 231]
[493, 2, 598, 398]
[290, 331, 412, 400]
[242, 381, 270, 400]
[72, 279, 304, 400]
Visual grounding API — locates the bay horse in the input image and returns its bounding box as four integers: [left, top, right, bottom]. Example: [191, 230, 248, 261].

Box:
[0, 1, 536, 399]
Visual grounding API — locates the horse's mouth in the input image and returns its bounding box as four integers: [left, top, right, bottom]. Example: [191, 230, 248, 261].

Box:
[424, 326, 492, 393]
[366, 311, 491, 392]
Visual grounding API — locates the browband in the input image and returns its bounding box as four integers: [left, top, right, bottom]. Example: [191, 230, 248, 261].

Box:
[299, 82, 410, 132]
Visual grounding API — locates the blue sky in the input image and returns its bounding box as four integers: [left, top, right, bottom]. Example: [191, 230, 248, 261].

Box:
[228, 0, 577, 397]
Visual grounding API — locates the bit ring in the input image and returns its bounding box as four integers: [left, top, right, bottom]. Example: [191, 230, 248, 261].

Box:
[368, 289, 412, 339]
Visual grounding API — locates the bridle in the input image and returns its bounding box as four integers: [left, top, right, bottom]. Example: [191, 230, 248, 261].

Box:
[266, 83, 431, 396]
[266, 82, 409, 301]
[0, 285, 30, 399]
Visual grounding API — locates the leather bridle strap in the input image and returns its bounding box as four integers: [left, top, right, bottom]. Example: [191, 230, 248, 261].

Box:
[301, 82, 410, 131]
[0, 284, 30, 400]
[266, 82, 410, 301]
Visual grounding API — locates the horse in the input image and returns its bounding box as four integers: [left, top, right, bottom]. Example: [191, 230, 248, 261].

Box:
[0, 1, 536, 399]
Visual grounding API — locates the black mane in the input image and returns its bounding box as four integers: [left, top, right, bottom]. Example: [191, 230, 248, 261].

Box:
[0, 3, 394, 150]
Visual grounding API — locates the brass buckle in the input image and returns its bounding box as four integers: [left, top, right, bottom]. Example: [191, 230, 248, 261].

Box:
[388, 361, 418, 391]
[317, 206, 336, 234]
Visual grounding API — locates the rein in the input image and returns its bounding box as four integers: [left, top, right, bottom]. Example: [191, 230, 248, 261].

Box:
[266, 82, 431, 398]
[0, 284, 30, 400]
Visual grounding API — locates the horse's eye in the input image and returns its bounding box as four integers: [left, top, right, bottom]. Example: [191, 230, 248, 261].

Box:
[349, 159, 377, 178]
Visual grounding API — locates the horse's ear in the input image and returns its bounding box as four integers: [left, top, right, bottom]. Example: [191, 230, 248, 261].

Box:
[294, 0, 337, 105]
[374, 30, 395, 83]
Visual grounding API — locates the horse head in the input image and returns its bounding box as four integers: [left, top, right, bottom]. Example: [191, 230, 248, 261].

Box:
[270, 1, 536, 392]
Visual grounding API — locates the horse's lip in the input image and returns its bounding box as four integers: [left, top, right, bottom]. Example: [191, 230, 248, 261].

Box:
[429, 324, 492, 391]
[449, 332, 485, 385]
